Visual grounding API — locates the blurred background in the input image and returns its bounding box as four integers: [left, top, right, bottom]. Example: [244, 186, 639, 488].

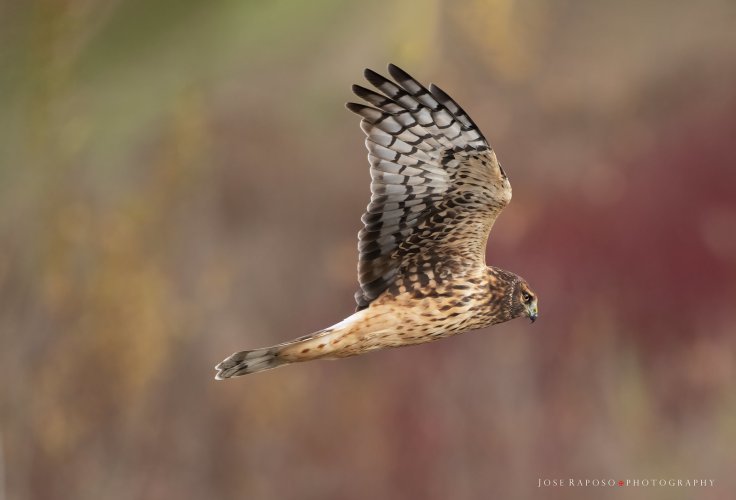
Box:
[1, 0, 736, 499]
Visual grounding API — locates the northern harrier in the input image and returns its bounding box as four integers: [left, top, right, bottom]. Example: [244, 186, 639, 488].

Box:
[215, 64, 538, 379]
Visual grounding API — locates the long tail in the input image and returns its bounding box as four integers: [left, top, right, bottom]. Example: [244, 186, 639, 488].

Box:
[214, 311, 375, 380]
[214, 346, 287, 379]
[214, 329, 336, 380]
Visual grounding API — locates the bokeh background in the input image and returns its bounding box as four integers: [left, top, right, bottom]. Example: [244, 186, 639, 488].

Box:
[2, 0, 736, 499]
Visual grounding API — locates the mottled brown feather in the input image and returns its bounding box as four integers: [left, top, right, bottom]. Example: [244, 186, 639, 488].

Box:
[347, 64, 512, 310]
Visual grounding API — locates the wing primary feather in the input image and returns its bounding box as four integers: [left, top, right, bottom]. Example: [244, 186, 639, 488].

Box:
[428, 83, 486, 142]
[352, 85, 400, 110]
[349, 65, 508, 310]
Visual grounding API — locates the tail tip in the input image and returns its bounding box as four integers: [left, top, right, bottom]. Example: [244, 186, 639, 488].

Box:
[213, 348, 282, 380]
[213, 352, 242, 380]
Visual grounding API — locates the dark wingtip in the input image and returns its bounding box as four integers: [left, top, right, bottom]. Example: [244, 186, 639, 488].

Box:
[387, 63, 410, 81]
[352, 84, 374, 97]
[428, 82, 450, 101]
[345, 101, 366, 114]
[363, 68, 387, 87]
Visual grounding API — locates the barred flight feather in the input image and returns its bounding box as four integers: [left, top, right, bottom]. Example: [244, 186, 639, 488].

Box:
[347, 64, 511, 310]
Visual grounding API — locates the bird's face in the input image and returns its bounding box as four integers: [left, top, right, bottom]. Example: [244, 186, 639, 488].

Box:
[513, 280, 539, 323]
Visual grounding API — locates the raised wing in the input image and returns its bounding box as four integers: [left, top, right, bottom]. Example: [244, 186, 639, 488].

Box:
[347, 64, 511, 310]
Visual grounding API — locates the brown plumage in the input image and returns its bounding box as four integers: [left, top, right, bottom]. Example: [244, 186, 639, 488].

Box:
[215, 64, 538, 380]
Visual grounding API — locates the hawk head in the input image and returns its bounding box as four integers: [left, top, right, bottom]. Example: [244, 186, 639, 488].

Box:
[486, 267, 539, 324]
[511, 279, 539, 323]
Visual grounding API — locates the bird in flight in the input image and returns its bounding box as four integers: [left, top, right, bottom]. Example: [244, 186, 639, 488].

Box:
[215, 64, 538, 379]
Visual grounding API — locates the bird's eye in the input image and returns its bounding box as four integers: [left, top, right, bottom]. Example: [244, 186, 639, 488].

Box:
[522, 292, 532, 303]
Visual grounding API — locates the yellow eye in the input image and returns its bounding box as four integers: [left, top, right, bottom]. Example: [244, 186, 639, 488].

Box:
[522, 292, 532, 303]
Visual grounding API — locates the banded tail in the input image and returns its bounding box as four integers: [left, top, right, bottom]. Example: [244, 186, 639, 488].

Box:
[214, 327, 342, 379]
[214, 346, 287, 379]
[214, 310, 379, 379]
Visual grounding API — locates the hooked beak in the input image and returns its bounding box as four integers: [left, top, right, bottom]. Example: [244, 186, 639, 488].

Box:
[528, 302, 538, 323]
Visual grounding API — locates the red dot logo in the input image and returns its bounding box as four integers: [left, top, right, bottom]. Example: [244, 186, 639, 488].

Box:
[618, 480, 624, 487]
